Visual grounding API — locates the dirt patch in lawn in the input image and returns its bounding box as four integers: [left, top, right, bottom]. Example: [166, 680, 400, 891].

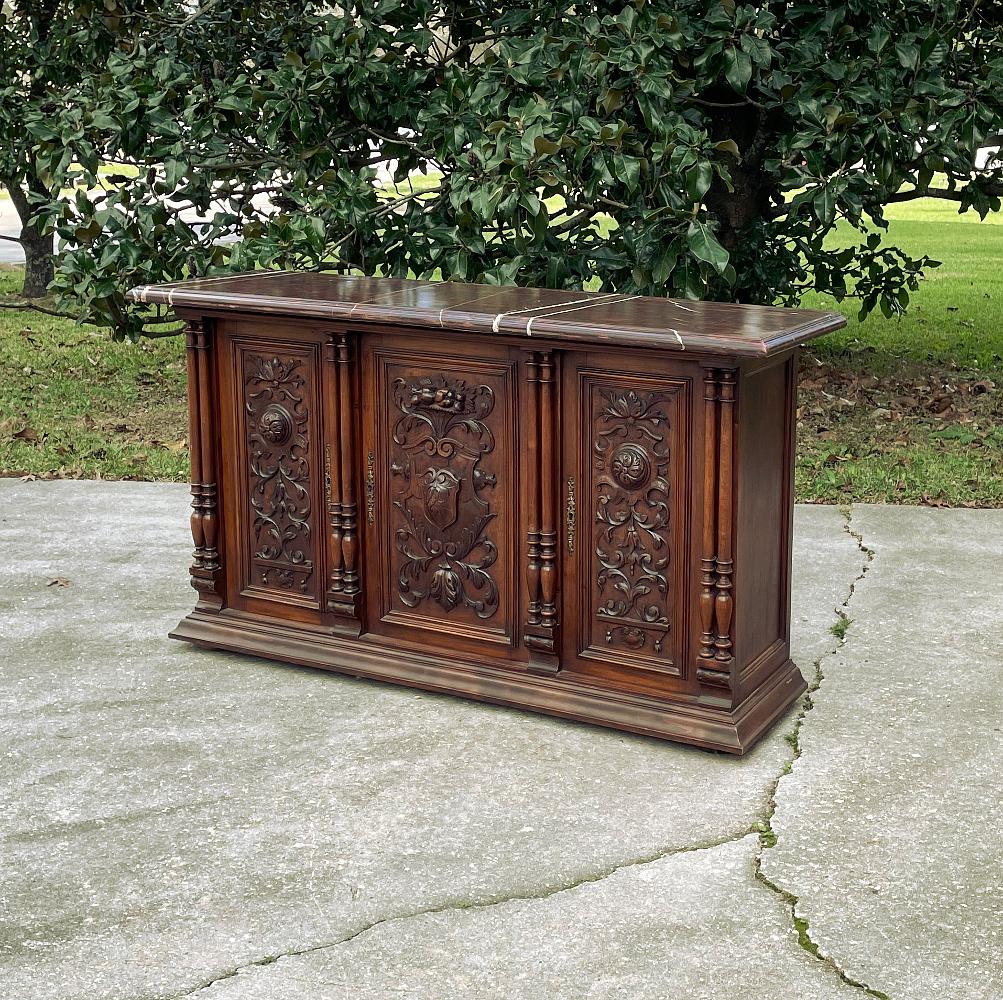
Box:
[797, 349, 1002, 506]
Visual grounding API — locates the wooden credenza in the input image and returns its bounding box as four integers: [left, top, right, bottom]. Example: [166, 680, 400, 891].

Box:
[129, 274, 844, 753]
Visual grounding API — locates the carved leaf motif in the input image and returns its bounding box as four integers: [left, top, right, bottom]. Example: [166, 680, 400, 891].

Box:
[592, 385, 671, 653]
[244, 353, 314, 594]
[390, 373, 499, 619]
[430, 567, 462, 610]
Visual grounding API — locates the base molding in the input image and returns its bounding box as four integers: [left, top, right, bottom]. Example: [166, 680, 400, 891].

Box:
[170, 612, 806, 755]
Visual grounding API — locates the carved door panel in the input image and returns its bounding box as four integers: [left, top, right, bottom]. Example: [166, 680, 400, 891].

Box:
[562, 354, 693, 695]
[362, 336, 519, 659]
[218, 323, 327, 624]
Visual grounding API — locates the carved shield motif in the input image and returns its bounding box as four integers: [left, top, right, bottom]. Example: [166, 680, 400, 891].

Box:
[390, 373, 500, 620]
[423, 468, 461, 529]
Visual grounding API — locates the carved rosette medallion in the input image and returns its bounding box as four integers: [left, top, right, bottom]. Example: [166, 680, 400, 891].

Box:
[244, 353, 314, 594]
[390, 374, 500, 619]
[258, 404, 293, 445]
[611, 442, 651, 490]
[592, 387, 671, 654]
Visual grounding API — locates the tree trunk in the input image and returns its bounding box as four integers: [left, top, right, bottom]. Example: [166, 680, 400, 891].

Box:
[702, 105, 774, 255]
[4, 176, 55, 298]
[19, 222, 55, 298]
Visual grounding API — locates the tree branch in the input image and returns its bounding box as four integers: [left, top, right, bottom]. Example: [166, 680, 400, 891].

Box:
[552, 209, 597, 236]
[140, 321, 185, 339]
[361, 125, 439, 163]
[887, 182, 1003, 203]
[0, 300, 77, 319]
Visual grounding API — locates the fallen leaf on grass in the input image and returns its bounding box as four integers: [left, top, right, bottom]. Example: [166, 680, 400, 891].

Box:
[47, 577, 71, 587]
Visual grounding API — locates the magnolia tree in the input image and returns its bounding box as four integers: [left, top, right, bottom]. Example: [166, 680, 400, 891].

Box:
[18, 0, 1003, 338]
[0, 0, 164, 296]
[2, 0, 298, 316]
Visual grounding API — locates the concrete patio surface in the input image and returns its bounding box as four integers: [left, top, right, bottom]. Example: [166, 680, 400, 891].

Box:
[0, 481, 1000, 1000]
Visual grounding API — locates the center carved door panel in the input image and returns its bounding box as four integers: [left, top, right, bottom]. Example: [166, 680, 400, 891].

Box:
[362, 336, 519, 657]
[563, 355, 692, 695]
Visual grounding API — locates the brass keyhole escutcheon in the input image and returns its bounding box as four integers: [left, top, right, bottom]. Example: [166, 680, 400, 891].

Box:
[366, 452, 376, 524]
[566, 477, 576, 553]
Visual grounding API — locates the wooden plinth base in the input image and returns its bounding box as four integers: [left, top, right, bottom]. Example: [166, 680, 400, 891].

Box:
[170, 613, 807, 755]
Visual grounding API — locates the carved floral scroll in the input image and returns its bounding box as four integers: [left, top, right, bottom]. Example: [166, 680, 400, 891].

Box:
[592, 386, 672, 657]
[243, 352, 315, 596]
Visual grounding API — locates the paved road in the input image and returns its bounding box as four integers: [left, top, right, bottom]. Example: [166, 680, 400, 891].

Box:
[0, 481, 1000, 999]
[0, 202, 23, 263]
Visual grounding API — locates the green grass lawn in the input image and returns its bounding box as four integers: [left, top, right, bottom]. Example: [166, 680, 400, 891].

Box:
[805, 200, 1002, 369]
[795, 204, 1002, 505]
[0, 268, 189, 480]
[1, 194, 1000, 503]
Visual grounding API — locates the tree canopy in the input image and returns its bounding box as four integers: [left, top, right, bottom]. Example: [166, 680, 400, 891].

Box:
[8, 1, 1003, 338]
[0, 0, 163, 296]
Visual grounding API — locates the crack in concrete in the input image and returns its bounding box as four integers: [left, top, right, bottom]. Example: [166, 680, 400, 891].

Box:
[753, 506, 888, 999]
[162, 829, 754, 999]
[146, 510, 881, 1000]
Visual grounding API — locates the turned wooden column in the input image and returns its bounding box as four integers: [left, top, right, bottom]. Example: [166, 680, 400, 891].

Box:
[524, 353, 542, 630]
[696, 367, 736, 692]
[324, 331, 362, 634]
[697, 369, 719, 678]
[184, 317, 222, 610]
[524, 349, 560, 675]
[713, 369, 737, 672]
[323, 336, 344, 604]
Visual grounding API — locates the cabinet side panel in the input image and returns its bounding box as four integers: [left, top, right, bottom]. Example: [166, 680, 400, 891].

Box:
[735, 357, 793, 672]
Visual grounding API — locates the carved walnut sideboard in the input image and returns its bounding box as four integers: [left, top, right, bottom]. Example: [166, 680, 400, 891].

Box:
[128, 274, 844, 753]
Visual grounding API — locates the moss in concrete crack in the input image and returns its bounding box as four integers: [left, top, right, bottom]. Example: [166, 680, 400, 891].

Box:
[752, 508, 891, 1000]
[754, 866, 892, 1000]
[829, 614, 851, 640]
[754, 819, 778, 849]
